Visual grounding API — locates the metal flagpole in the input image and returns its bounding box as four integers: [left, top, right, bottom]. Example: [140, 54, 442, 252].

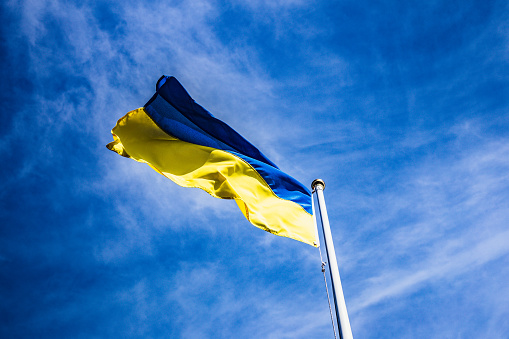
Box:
[312, 179, 353, 339]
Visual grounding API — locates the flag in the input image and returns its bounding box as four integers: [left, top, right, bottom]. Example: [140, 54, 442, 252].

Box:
[107, 76, 317, 246]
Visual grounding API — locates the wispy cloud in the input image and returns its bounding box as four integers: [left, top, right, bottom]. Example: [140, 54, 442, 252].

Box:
[352, 228, 509, 312]
[341, 123, 509, 315]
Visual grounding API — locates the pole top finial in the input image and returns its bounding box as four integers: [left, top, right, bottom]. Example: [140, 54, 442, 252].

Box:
[312, 178, 325, 191]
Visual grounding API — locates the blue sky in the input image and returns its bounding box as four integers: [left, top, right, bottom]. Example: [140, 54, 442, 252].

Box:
[1, 0, 509, 338]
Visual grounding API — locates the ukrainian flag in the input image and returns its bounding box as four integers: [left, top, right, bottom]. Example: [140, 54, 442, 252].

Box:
[107, 76, 317, 246]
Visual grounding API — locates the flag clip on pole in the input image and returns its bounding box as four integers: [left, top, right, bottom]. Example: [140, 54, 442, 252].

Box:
[312, 179, 353, 339]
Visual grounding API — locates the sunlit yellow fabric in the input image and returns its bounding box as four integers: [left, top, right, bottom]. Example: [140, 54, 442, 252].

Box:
[107, 108, 317, 246]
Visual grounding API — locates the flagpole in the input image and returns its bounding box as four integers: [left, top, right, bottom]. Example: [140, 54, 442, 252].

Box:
[312, 179, 353, 339]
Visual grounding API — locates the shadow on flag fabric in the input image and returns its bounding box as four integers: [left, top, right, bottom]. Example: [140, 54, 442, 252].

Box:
[107, 76, 317, 246]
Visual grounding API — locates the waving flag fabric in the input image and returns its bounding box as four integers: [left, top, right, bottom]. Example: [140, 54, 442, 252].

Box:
[107, 76, 317, 246]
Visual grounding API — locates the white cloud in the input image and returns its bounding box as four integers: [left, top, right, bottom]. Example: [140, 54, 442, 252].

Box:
[351, 228, 509, 312]
[338, 123, 509, 316]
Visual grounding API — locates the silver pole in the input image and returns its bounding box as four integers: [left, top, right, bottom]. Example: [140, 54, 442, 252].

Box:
[312, 179, 353, 339]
